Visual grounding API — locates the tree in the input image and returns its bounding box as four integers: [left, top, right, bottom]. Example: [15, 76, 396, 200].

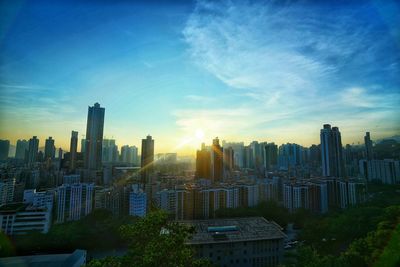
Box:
[87, 210, 213, 267]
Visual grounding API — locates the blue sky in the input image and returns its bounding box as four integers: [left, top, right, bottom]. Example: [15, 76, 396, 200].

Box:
[0, 0, 399, 154]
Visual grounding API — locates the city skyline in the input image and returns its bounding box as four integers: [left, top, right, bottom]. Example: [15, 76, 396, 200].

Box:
[1, 0, 399, 154]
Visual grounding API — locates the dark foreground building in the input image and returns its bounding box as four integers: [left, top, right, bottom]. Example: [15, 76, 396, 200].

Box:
[182, 217, 286, 267]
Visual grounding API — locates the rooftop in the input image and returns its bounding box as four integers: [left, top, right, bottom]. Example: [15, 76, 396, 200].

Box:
[0, 203, 27, 212]
[0, 249, 86, 267]
[180, 217, 286, 245]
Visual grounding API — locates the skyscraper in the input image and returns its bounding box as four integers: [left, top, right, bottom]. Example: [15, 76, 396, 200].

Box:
[223, 147, 234, 175]
[265, 143, 278, 170]
[320, 124, 345, 177]
[0, 140, 10, 160]
[243, 145, 254, 169]
[44, 137, 55, 160]
[211, 137, 223, 182]
[141, 135, 154, 184]
[27, 136, 39, 165]
[84, 103, 105, 170]
[121, 145, 138, 165]
[278, 143, 303, 170]
[196, 143, 211, 179]
[364, 132, 373, 160]
[102, 139, 118, 163]
[15, 139, 28, 160]
[70, 131, 78, 171]
[81, 139, 86, 154]
[222, 142, 244, 168]
[250, 141, 263, 172]
[58, 148, 63, 160]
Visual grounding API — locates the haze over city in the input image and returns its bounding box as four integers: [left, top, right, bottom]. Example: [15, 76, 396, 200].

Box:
[1, 0, 399, 154]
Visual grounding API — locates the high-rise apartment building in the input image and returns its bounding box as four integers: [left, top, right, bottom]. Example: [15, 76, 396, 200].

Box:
[222, 141, 244, 168]
[140, 135, 154, 184]
[0, 140, 10, 160]
[250, 141, 264, 172]
[211, 137, 223, 182]
[320, 124, 345, 177]
[27, 136, 39, 165]
[278, 143, 303, 170]
[359, 159, 400, 184]
[284, 182, 309, 212]
[223, 147, 234, 174]
[129, 184, 147, 217]
[0, 178, 15, 205]
[55, 183, 94, 223]
[264, 143, 278, 170]
[15, 139, 28, 160]
[364, 132, 373, 160]
[121, 145, 138, 165]
[196, 143, 211, 179]
[243, 145, 254, 169]
[81, 139, 86, 154]
[102, 139, 119, 163]
[84, 103, 105, 170]
[95, 187, 121, 216]
[69, 131, 78, 171]
[44, 137, 55, 160]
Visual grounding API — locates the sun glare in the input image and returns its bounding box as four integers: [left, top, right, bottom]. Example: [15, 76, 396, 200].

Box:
[195, 129, 205, 140]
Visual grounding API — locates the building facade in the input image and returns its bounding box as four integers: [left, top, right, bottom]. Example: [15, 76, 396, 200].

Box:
[84, 103, 105, 170]
[183, 217, 286, 267]
[55, 183, 94, 223]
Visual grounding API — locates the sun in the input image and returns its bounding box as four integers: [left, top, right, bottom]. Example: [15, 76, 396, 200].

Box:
[195, 129, 205, 140]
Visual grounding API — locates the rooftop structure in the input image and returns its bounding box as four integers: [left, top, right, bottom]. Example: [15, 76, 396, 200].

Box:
[181, 217, 286, 245]
[0, 249, 86, 267]
[181, 217, 286, 267]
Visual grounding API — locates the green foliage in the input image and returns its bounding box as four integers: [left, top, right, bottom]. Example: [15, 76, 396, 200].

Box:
[373, 223, 400, 267]
[294, 246, 348, 267]
[86, 256, 122, 267]
[0, 232, 15, 257]
[291, 205, 400, 267]
[86, 210, 213, 267]
[13, 209, 137, 254]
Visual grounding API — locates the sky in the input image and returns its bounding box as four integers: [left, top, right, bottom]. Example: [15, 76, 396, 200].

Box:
[0, 0, 399, 155]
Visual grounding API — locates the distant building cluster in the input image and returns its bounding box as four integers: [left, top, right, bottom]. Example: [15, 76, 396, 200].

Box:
[0, 100, 398, 267]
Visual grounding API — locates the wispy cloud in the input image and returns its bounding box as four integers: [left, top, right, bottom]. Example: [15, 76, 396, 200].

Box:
[185, 94, 214, 103]
[178, 0, 400, 144]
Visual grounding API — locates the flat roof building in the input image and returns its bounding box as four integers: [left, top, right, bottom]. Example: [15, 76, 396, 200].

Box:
[181, 217, 286, 267]
[0, 249, 86, 267]
[0, 203, 51, 235]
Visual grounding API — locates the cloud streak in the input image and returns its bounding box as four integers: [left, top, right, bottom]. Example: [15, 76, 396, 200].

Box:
[178, 0, 400, 144]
